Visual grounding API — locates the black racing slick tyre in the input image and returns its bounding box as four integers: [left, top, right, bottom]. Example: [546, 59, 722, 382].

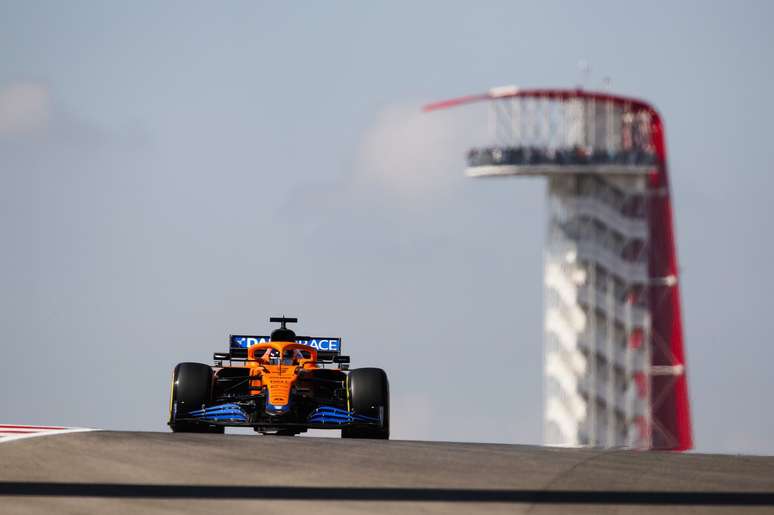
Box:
[169, 362, 224, 434]
[342, 368, 389, 440]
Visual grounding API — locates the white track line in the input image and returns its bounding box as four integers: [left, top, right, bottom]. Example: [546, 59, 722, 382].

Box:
[0, 424, 99, 444]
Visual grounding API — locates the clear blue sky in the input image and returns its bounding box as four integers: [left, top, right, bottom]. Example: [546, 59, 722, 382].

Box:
[1, 0, 773, 453]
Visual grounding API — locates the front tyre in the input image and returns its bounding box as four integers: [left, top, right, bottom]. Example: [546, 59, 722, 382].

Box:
[342, 367, 389, 440]
[168, 362, 224, 434]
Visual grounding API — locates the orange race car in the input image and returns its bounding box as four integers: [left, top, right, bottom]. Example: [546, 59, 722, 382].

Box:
[168, 317, 389, 439]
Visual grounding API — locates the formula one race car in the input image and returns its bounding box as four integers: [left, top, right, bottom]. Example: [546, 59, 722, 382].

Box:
[168, 317, 389, 439]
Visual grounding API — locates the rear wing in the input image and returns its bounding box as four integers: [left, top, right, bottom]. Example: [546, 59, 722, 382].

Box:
[228, 335, 342, 362]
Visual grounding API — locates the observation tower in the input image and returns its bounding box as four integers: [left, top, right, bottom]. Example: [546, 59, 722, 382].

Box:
[425, 87, 691, 450]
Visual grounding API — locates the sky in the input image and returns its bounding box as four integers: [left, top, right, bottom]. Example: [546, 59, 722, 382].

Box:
[1, 1, 773, 454]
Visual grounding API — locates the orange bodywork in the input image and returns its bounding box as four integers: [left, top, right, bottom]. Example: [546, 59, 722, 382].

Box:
[246, 342, 319, 409]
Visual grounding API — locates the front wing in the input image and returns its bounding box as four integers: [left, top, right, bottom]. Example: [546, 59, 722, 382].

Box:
[175, 403, 381, 430]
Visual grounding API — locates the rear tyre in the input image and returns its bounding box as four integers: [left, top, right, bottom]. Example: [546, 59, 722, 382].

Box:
[341, 368, 389, 440]
[169, 362, 224, 434]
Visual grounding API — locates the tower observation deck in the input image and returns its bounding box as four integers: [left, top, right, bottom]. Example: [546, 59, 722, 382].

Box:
[425, 87, 691, 450]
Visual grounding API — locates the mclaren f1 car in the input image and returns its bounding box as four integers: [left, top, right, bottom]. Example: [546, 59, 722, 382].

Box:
[168, 317, 389, 439]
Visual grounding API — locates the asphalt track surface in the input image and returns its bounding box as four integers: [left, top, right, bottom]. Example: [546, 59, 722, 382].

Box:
[1, 431, 773, 514]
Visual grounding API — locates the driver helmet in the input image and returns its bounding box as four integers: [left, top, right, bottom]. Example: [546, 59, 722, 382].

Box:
[282, 349, 298, 366]
[264, 349, 281, 365]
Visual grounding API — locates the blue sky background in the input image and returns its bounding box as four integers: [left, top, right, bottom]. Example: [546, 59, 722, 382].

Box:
[1, 1, 773, 453]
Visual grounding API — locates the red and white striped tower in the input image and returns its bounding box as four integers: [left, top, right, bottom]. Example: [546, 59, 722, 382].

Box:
[425, 88, 691, 450]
